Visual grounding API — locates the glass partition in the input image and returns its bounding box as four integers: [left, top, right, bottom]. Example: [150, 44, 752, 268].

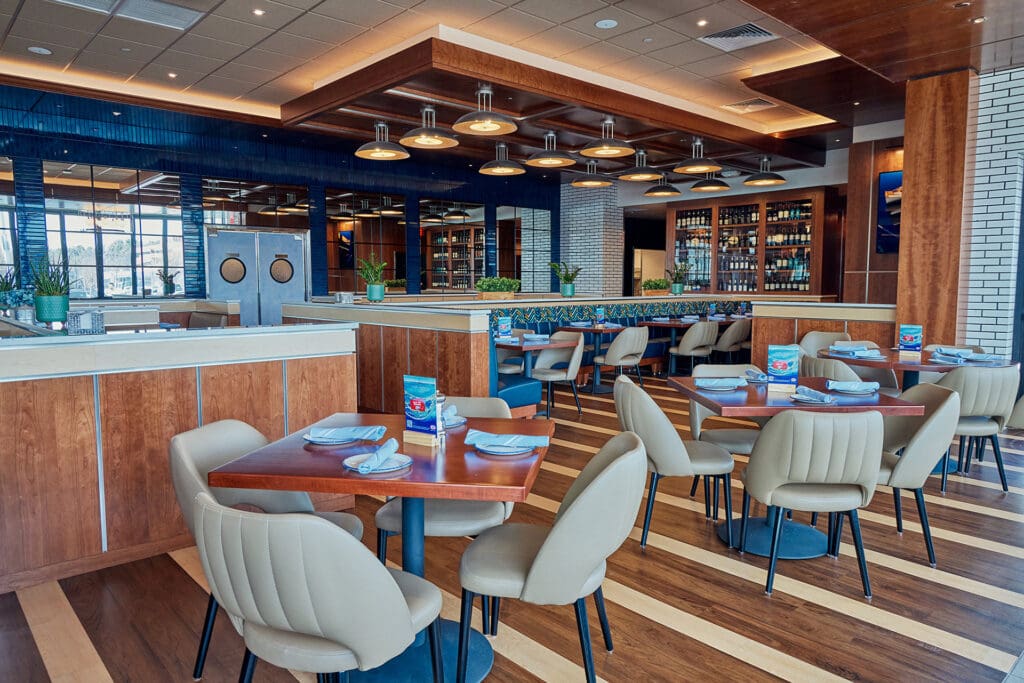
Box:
[202, 177, 308, 231]
[497, 206, 551, 293]
[325, 189, 405, 292]
[420, 200, 484, 291]
[0, 157, 16, 277]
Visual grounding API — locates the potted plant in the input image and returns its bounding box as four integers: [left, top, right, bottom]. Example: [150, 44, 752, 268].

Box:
[0, 267, 15, 312]
[641, 277, 670, 297]
[31, 257, 71, 323]
[475, 276, 521, 300]
[384, 278, 407, 294]
[357, 252, 387, 302]
[550, 261, 582, 297]
[666, 262, 688, 295]
[156, 269, 178, 296]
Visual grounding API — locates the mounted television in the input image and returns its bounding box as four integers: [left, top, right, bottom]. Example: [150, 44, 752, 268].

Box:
[876, 170, 902, 253]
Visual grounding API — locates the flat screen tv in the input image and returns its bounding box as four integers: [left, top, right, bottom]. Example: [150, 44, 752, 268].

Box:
[876, 170, 902, 253]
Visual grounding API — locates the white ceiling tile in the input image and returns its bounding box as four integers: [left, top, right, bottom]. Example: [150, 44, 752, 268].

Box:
[284, 44, 372, 81]
[743, 14, 798, 38]
[786, 33, 828, 51]
[133, 64, 206, 88]
[257, 31, 333, 59]
[402, 0, 504, 28]
[16, 1, 109, 32]
[82, 35, 166, 62]
[72, 50, 149, 76]
[662, 3, 750, 38]
[635, 66, 704, 91]
[372, 10, 438, 37]
[684, 52, 745, 76]
[188, 75, 257, 98]
[212, 60, 279, 83]
[151, 50, 225, 74]
[269, 0, 322, 9]
[0, 13, 11, 34]
[601, 54, 671, 80]
[0, 36, 76, 65]
[381, 0, 419, 7]
[509, 0, 608, 24]
[0, 0, 17, 13]
[310, 0, 405, 27]
[214, 0, 305, 29]
[232, 47, 306, 71]
[246, 78, 309, 103]
[466, 8, 553, 43]
[169, 33, 249, 60]
[283, 12, 364, 43]
[170, 0, 221, 12]
[99, 17, 185, 47]
[190, 15, 276, 45]
[607, 23, 687, 54]
[708, 66, 752, 90]
[7, 17, 95, 49]
[610, 0, 713, 23]
[556, 40, 635, 68]
[323, 28, 399, 55]
[726, 37, 807, 66]
[663, 76, 733, 104]
[562, 6, 650, 39]
[645, 38, 720, 67]
[514, 25, 597, 57]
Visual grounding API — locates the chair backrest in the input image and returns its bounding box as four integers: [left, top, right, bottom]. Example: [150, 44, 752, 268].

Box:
[188, 311, 228, 329]
[521, 431, 647, 604]
[937, 365, 1021, 428]
[714, 318, 751, 351]
[445, 396, 512, 418]
[535, 331, 581, 370]
[676, 321, 719, 353]
[689, 364, 763, 438]
[614, 375, 691, 475]
[169, 420, 313, 537]
[799, 356, 861, 381]
[193, 492, 416, 671]
[744, 410, 883, 508]
[602, 326, 648, 365]
[798, 330, 851, 356]
[882, 384, 960, 489]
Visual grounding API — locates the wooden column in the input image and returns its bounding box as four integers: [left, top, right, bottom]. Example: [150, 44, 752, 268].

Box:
[896, 69, 973, 345]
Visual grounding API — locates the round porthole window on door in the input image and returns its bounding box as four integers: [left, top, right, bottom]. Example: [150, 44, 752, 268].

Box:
[219, 257, 246, 284]
[270, 258, 294, 284]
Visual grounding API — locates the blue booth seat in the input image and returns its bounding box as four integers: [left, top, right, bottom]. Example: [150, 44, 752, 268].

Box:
[490, 339, 542, 412]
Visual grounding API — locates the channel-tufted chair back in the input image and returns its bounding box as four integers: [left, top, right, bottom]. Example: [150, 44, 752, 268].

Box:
[937, 365, 1020, 429]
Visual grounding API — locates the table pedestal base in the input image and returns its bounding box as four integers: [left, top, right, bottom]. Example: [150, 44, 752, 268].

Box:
[716, 517, 828, 559]
[349, 619, 492, 682]
[589, 367, 614, 394]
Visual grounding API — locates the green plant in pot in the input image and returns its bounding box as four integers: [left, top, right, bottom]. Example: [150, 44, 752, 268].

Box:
[475, 276, 520, 300]
[641, 277, 670, 296]
[31, 257, 71, 323]
[550, 261, 581, 297]
[383, 278, 407, 293]
[666, 262, 688, 295]
[357, 252, 387, 302]
[156, 269, 178, 296]
[0, 268, 16, 311]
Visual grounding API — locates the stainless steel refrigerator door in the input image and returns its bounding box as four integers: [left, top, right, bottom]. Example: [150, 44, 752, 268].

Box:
[256, 232, 306, 326]
[206, 230, 259, 326]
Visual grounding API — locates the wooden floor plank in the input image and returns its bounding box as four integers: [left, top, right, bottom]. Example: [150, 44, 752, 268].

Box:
[0, 592, 49, 683]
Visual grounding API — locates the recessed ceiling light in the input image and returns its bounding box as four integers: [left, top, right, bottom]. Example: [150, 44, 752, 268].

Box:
[595, 18, 618, 29]
[27, 46, 52, 55]
[853, 101, 860, 106]
[971, 15, 986, 22]
[120, 46, 131, 52]
[167, 71, 177, 78]
[697, 19, 708, 27]
[252, 8, 264, 15]
[835, 138, 841, 142]
[261, 133, 268, 138]
[112, 111, 121, 116]
[642, 36, 653, 43]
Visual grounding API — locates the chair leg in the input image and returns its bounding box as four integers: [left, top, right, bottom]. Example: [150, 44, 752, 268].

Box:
[990, 435, 1009, 492]
[490, 597, 500, 637]
[689, 476, 700, 497]
[545, 381, 553, 418]
[457, 589, 474, 683]
[847, 509, 872, 599]
[826, 512, 836, 557]
[892, 487, 903, 533]
[480, 594, 490, 635]
[765, 507, 785, 595]
[703, 476, 711, 519]
[738, 490, 750, 554]
[964, 437, 975, 474]
[376, 529, 388, 564]
[712, 475, 721, 521]
[634, 363, 644, 387]
[193, 594, 218, 680]
[573, 598, 597, 683]
[428, 618, 444, 683]
[831, 513, 845, 557]
[956, 437, 966, 472]
[640, 472, 661, 550]
[569, 380, 582, 415]
[238, 649, 257, 683]
[976, 437, 986, 462]
[941, 447, 950, 493]
[593, 587, 613, 652]
[810, 512, 819, 527]
[914, 488, 937, 567]
[722, 472, 734, 548]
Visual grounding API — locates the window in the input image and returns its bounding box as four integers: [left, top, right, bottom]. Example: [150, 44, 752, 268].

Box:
[326, 190, 406, 292]
[0, 157, 16, 277]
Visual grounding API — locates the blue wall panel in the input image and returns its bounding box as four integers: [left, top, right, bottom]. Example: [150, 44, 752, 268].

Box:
[179, 174, 205, 297]
[12, 156, 47, 276]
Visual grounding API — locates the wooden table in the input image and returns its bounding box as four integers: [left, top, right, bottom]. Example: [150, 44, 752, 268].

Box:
[641, 317, 738, 374]
[208, 412, 554, 683]
[816, 348, 1015, 388]
[494, 338, 578, 378]
[556, 324, 626, 394]
[669, 376, 924, 561]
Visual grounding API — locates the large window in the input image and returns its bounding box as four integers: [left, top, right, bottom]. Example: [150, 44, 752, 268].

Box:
[0, 157, 16, 276]
[42, 162, 182, 298]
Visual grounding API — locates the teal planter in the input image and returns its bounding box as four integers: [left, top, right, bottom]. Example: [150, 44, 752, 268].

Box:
[34, 294, 69, 323]
[366, 283, 386, 302]
[671, 283, 684, 295]
[560, 283, 575, 297]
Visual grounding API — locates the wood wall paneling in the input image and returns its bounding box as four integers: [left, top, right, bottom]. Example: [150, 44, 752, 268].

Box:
[200, 361, 285, 441]
[751, 317, 796, 370]
[99, 368, 198, 552]
[357, 324, 384, 412]
[843, 272, 867, 304]
[408, 329, 439, 379]
[797, 318, 845, 341]
[381, 326, 410, 414]
[868, 271, 899, 307]
[846, 321, 898, 349]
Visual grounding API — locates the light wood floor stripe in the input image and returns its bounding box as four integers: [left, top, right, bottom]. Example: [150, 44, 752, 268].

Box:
[15, 582, 113, 683]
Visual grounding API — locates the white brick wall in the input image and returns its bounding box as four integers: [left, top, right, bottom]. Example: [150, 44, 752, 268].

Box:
[520, 208, 552, 293]
[960, 68, 1024, 357]
[559, 183, 624, 296]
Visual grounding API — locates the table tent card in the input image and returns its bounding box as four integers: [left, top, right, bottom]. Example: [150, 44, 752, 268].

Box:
[495, 316, 513, 341]
[595, 307, 605, 325]
[403, 374, 439, 446]
[899, 323, 923, 361]
[767, 344, 800, 393]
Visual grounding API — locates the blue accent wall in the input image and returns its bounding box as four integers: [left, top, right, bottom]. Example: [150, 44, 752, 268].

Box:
[0, 84, 560, 295]
[179, 174, 205, 297]
[12, 156, 46, 276]
[484, 204, 497, 277]
[403, 195, 421, 294]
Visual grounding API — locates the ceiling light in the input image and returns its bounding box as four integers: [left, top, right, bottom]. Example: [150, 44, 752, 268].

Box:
[252, 8, 264, 15]
[525, 131, 576, 168]
[452, 85, 517, 136]
[644, 175, 681, 197]
[853, 101, 860, 106]
[673, 137, 722, 174]
[355, 121, 410, 160]
[571, 160, 613, 188]
[167, 72, 177, 79]
[581, 116, 634, 158]
[280, 192, 307, 214]
[479, 142, 525, 176]
[399, 105, 459, 149]
[691, 173, 730, 192]
[971, 15, 986, 23]
[329, 206, 354, 222]
[202, 181, 234, 202]
[120, 46, 132, 52]
[112, 111, 121, 116]
[378, 196, 403, 216]
[595, 18, 618, 29]
[697, 19, 708, 27]
[353, 200, 377, 218]
[444, 205, 471, 221]
[619, 149, 661, 182]
[835, 138, 841, 142]
[953, 1, 971, 6]
[258, 197, 287, 215]
[642, 36, 653, 43]
[422, 205, 445, 223]
[743, 155, 786, 186]
[28, 46, 53, 55]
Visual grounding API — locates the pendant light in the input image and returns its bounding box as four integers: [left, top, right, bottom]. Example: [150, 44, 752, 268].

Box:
[673, 137, 722, 174]
[743, 155, 787, 186]
[479, 142, 525, 176]
[258, 196, 287, 215]
[203, 180, 234, 203]
[643, 174, 681, 197]
[353, 199, 378, 218]
[525, 131, 576, 168]
[691, 173, 730, 192]
[400, 105, 459, 149]
[281, 192, 307, 214]
[452, 85, 517, 136]
[355, 121, 410, 160]
[580, 116, 634, 158]
[329, 204, 353, 221]
[378, 196, 403, 216]
[570, 160, 613, 188]
[619, 149, 661, 182]
[422, 204, 445, 223]
[444, 203, 471, 221]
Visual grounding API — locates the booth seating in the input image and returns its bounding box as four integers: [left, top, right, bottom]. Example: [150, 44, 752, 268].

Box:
[490, 339, 542, 418]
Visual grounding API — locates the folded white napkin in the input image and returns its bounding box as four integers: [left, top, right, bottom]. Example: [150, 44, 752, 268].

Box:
[826, 380, 879, 392]
[695, 377, 747, 389]
[464, 429, 549, 448]
[358, 438, 399, 474]
[310, 425, 386, 442]
[795, 386, 832, 403]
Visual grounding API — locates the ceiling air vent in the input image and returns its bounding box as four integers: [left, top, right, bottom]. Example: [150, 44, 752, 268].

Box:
[697, 23, 777, 52]
[116, 0, 204, 30]
[721, 98, 777, 114]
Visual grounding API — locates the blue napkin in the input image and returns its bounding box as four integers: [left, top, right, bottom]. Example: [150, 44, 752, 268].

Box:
[443, 404, 458, 421]
[603, 322, 622, 328]
[464, 429, 549, 449]
[652, 316, 670, 322]
[731, 314, 746, 319]
[570, 321, 589, 327]
[695, 377, 748, 390]
[831, 342, 869, 352]
[745, 369, 768, 382]
[708, 314, 726, 321]
[310, 425, 386, 442]
[795, 386, 833, 403]
[682, 315, 700, 321]
[967, 352, 1002, 362]
[523, 333, 549, 342]
[933, 346, 972, 358]
[931, 353, 966, 365]
[853, 349, 884, 358]
[358, 438, 399, 474]
[826, 380, 879, 392]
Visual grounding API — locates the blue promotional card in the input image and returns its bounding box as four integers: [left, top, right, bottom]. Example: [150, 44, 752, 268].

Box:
[899, 324, 922, 352]
[767, 344, 800, 392]
[496, 316, 512, 338]
[404, 375, 438, 434]
[708, 302, 717, 316]
[595, 307, 605, 325]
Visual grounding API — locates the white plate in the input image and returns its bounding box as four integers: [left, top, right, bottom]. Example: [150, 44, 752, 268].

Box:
[303, 433, 358, 445]
[474, 443, 535, 456]
[569, 322, 589, 327]
[444, 415, 468, 428]
[342, 452, 413, 473]
[830, 388, 877, 395]
[696, 384, 745, 392]
[789, 394, 835, 404]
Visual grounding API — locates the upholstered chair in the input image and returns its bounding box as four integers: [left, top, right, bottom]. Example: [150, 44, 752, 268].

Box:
[593, 326, 649, 386]
[798, 330, 851, 356]
[919, 343, 986, 384]
[497, 328, 536, 375]
[712, 318, 751, 362]
[669, 321, 719, 373]
[533, 332, 585, 416]
[690, 363, 766, 457]
[799, 356, 862, 381]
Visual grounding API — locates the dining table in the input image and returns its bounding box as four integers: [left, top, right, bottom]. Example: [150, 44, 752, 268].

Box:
[816, 347, 1016, 388]
[668, 376, 924, 560]
[640, 317, 738, 374]
[556, 323, 626, 394]
[494, 337, 579, 378]
[208, 412, 555, 683]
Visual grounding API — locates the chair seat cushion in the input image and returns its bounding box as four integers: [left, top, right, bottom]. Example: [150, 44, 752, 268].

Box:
[459, 523, 605, 602]
[879, 387, 901, 398]
[683, 440, 735, 475]
[741, 476, 867, 511]
[497, 365, 524, 375]
[497, 375, 542, 408]
[592, 354, 641, 366]
[956, 416, 1000, 436]
[375, 498, 507, 537]
[713, 343, 741, 353]
[699, 428, 759, 456]
[313, 511, 364, 541]
[532, 367, 569, 381]
[669, 345, 712, 357]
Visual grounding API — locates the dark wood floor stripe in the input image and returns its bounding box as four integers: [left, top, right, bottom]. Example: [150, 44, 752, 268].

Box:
[0, 592, 48, 683]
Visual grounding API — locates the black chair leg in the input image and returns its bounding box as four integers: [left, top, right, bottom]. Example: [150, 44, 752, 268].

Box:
[941, 447, 951, 493]
[990, 435, 1009, 492]
[976, 437, 987, 462]
[964, 437, 975, 473]
[703, 476, 711, 519]
[640, 472, 661, 550]
[634, 363, 644, 387]
[848, 509, 872, 599]
[738, 490, 750, 553]
[712, 475, 721, 521]
[593, 587, 613, 652]
[913, 488, 937, 567]
[831, 513, 845, 557]
[428, 618, 444, 683]
[723, 472, 734, 548]
[892, 487, 903, 533]
[238, 649, 257, 683]
[193, 594, 218, 680]
[765, 507, 785, 595]
[689, 476, 700, 497]
[569, 381, 582, 415]
[810, 512, 819, 527]
[490, 597, 500, 637]
[457, 589, 474, 683]
[956, 437, 966, 472]
[545, 381, 553, 418]
[826, 512, 836, 557]
[573, 598, 597, 683]
[480, 594, 490, 635]
[376, 529, 388, 564]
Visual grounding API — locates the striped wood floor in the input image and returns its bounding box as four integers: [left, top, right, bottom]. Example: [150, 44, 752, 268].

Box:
[3, 376, 1024, 682]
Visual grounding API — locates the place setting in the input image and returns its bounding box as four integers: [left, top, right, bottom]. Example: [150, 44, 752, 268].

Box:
[929, 346, 1005, 365]
[789, 385, 836, 404]
[464, 429, 550, 459]
[341, 437, 413, 477]
[826, 380, 880, 395]
[303, 424, 388, 449]
[694, 376, 748, 392]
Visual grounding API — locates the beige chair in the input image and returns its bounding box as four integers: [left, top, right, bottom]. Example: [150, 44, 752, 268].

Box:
[919, 343, 986, 384]
[937, 365, 1020, 492]
[593, 326, 649, 386]
[798, 330, 851, 356]
[669, 321, 719, 374]
[615, 375, 735, 548]
[533, 332, 585, 417]
[690, 363, 766, 457]
[799, 355, 862, 381]
[455, 432, 647, 683]
[712, 318, 751, 363]
[830, 340, 900, 396]
[193, 492, 443, 682]
[497, 328, 535, 375]
[878, 384, 960, 566]
[376, 396, 516, 563]
[739, 410, 883, 597]
[169, 420, 363, 680]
